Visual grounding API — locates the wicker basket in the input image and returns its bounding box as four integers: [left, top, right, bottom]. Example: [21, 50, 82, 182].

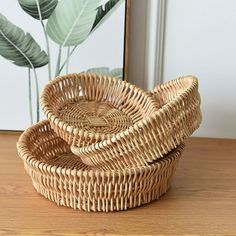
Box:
[40, 73, 158, 147]
[17, 120, 184, 212]
[71, 76, 201, 170]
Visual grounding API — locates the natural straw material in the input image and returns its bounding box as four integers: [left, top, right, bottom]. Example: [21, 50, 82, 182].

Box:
[71, 76, 201, 170]
[17, 120, 184, 212]
[40, 73, 158, 147]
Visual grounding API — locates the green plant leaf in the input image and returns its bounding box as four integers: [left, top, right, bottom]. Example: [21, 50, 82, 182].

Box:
[110, 67, 123, 79]
[87, 67, 123, 79]
[46, 0, 100, 47]
[91, 0, 125, 32]
[18, 0, 58, 20]
[0, 13, 48, 68]
[87, 67, 110, 75]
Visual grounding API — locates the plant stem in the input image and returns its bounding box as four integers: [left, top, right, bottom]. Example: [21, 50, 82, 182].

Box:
[59, 45, 77, 74]
[35, 0, 52, 80]
[66, 46, 70, 73]
[28, 68, 33, 125]
[32, 68, 40, 122]
[55, 45, 62, 77]
[41, 21, 52, 80]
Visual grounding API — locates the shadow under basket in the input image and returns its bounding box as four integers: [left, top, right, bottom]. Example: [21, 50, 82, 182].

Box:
[17, 121, 185, 212]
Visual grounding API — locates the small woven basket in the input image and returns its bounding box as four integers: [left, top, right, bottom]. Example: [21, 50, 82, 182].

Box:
[71, 76, 201, 170]
[40, 73, 158, 147]
[17, 120, 184, 212]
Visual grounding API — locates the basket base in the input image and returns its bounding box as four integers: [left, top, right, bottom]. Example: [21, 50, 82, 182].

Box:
[58, 100, 133, 135]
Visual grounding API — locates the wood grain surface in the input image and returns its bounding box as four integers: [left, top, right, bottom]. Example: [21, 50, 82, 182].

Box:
[0, 133, 236, 236]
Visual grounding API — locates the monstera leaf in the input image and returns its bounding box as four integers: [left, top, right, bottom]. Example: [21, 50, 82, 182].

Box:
[18, 0, 58, 20]
[92, 0, 125, 32]
[46, 0, 100, 47]
[87, 67, 123, 79]
[0, 13, 48, 68]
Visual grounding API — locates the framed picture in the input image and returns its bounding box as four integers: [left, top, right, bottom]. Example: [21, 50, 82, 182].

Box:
[0, 0, 131, 131]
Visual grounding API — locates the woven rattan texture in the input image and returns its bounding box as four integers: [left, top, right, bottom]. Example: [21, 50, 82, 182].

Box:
[17, 121, 184, 212]
[41, 73, 158, 147]
[59, 100, 133, 134]
[71, 76, 201, 170]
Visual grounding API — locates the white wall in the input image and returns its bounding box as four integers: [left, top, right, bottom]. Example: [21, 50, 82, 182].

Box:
[163, 0, 236, 139]
[129, 0, 236, 139]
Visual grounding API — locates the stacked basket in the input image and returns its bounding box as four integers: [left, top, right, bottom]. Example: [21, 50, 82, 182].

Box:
[17, 73, 201, 212]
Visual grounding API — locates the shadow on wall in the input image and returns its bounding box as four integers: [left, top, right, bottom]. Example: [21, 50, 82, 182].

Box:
[128, 0, 148, 89]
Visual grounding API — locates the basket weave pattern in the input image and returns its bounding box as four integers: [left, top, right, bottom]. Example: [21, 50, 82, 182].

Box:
[17, 121, 184, 212]
[17, 74, 201, 211]
[40, 73, 158, 147]
[71, 76, 201, 170]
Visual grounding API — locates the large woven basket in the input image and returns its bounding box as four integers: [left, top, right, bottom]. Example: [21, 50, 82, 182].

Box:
[17, 120, 184, 212]
[71, 76, 201, 170]
[40, 73, 158, 147]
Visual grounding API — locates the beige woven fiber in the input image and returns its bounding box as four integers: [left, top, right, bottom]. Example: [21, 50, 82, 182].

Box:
[17, 120, 184, 212]
[40, 73, 158, 147]
[71, 76, 201, 170]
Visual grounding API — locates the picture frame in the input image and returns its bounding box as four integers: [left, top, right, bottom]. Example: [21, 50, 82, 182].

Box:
[0, 0, 131, 132]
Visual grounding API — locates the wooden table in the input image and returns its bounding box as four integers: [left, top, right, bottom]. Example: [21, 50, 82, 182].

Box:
[0, 133, 236, 235]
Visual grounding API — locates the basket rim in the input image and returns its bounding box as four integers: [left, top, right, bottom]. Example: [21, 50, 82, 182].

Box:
[40, 72, 159, 141]
[71, 75, 198, 154]
[17, 120, 185, 177]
